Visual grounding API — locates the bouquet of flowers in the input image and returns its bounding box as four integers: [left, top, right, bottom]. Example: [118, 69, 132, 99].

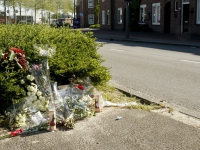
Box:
[3, 47, 27, 69]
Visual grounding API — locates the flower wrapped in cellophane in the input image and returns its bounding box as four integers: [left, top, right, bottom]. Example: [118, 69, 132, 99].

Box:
[60, 76, 96, 121]
[3, 47, 27, 69]
[29, 61, 52, 99]
[29, 44, 56, 109]
[33, 44, 56, 58]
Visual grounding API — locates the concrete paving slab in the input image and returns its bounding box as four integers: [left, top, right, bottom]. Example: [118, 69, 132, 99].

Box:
[1, 107, 200, 150]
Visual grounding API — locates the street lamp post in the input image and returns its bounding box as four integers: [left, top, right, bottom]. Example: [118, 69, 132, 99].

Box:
[125, 0, 133, 38]
[74, 0, 76, 19]
[125, 2, 129, 38]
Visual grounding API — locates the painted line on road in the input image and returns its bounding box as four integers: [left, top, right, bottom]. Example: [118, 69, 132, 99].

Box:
[110, 49, 125, 52]
[180, 59, 200, 64]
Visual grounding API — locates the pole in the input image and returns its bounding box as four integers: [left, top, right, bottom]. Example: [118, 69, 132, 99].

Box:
[126, 2, 129, 38]
[74, 0, 76, 19]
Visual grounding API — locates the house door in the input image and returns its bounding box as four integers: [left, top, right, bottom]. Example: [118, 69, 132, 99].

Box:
[111, 0, 115, 30]
[182, 4, 189, 32]
[164, 2, 171, 33]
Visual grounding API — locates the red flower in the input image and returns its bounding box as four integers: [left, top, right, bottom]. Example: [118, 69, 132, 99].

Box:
[3, 47, 27, 69]
[77, 84, 84, 90]
[3, 52, 9, 60]
[10, 47, 24, 55]
[11, 129, 23, 137]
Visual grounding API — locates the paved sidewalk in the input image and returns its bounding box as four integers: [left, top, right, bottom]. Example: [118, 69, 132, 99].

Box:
[1, 107, 200, 150]
[82, 28, 200, 48]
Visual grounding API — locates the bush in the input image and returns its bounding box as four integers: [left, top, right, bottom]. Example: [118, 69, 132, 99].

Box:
[0, 24, 111, 114]
[89, 24, 100, 28]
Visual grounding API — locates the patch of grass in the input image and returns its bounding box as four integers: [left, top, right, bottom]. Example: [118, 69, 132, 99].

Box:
[96, 84, 164, 111]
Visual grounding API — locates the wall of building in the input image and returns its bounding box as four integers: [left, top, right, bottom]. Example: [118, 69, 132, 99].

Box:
[77, 0, 98, 28]
[77, 0, 200, 35]
[141, 0, 200, 35]
[114, 0, 126, 30]
[189, 0, 200, 35]
[100, 0, 111, 30]
[141, 0, 164, 33]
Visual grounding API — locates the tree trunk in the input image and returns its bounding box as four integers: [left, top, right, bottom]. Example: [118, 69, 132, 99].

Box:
[20, 6, 22, 23]
[13, 6, 16, 24]
[35, 7, 36, 24]
[4, 0, 7, 24]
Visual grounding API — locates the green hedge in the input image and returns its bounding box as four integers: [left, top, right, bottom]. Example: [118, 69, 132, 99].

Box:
[89, 24, 100, 28]
[0, 24, 111, 114]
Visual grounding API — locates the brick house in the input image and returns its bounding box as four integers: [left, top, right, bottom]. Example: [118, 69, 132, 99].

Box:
[77, 0, 200, 35]
[140, 0, 200, 35]
[76, 0, 126, 30]
[100, 0, 126, 30]
[76, 0, 99, 28]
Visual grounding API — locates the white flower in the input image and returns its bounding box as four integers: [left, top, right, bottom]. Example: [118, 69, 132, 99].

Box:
[15, 116, 19, 121]
[39, 96, 43, 100]
[33, 88, 37, 93]
[21, 115, 26, 123]
[27, 86, 31, 92]
[27, 92, 32, 96]
[18, 114, 22, 118]
[27, 75, 31, 80]
[31, 91, 36, 96]
[32, 96, 37, 101]
[44, 104, 48, 109]
[37, 91, 42, 96]
[45, 100, 49, 105]
[30, 86, 35, 92]
[31, 83, 37, 88]
[20, 79, 25, 84]
[27, 75, 34, 81]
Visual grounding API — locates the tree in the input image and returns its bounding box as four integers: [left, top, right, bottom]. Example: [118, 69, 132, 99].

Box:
[94, 0, 100, 24]
[1, 0, 7, 24]
[1, 0, 74, 24]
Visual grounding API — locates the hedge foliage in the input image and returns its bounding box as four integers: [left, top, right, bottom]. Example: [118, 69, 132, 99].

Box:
[89, 24, 100, 28]
[0, 24, 111, 114]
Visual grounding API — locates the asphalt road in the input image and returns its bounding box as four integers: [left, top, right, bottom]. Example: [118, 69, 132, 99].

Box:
[97, 39, 200, 118]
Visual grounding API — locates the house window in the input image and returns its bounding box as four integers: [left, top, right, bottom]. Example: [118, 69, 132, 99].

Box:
[174, 1, 178, 11]
[197, 0, 200, 24]
[107, 10, 109, 25]
[102, 10, 105, 25]
[117, 8, 122, 24]
[152, 3, 160, 25]
[88, 0, 94, 8]
[102, 0, 105, 2]
[88, 14, 94, 24]
[140, 4, 146, 22]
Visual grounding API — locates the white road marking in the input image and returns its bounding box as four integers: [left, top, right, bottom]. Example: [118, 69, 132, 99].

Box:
[110, 49, 124, 52]
[180, 59, 200, 64]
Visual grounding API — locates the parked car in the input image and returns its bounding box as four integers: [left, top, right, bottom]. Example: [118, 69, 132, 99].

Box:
[50, 21, 72, 28]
